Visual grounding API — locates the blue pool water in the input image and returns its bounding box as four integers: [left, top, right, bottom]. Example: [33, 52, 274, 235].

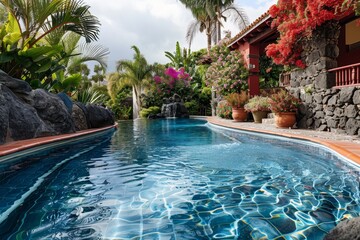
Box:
[0, 119, 359, 239]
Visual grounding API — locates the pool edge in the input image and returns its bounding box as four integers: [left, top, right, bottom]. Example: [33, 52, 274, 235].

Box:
[207, 117, 360, 166]
[0, 123, 118, 160]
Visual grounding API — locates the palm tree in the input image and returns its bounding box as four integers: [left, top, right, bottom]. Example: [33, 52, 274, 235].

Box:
[210, 0, 249, 43]
[0, 0, 100, 49]
[181, 0, 215, 54]
[0, 0, 101, 82]
[180, 0, 249, 53]
[114, 46, 152, 119]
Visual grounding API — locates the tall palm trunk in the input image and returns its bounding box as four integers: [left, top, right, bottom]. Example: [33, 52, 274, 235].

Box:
[217, 7, 221, 43]
[206, 20, 212, 55]
[132, 85, 142, 119]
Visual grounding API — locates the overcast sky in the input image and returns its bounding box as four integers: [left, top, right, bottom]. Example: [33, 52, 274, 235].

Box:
[83, 0, 276, 73]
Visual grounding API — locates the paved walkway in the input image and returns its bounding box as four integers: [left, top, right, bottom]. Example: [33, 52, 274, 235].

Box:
[207, 117, 360, 165]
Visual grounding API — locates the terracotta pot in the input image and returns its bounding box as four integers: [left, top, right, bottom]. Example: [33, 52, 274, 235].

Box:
[252, 111, 269, 123]
[232, 107, 247, 122]
[275, 112, 297, 128]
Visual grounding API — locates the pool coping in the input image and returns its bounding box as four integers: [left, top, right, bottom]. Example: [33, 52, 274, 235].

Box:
[0, 124, 117, 159]
[207, 117, 360, 166]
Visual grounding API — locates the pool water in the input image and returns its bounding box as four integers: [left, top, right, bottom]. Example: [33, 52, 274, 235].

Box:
[0, 119, 359, 239]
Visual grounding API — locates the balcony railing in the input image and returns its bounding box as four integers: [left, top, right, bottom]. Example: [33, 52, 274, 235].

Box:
[328, 63, 360, 87]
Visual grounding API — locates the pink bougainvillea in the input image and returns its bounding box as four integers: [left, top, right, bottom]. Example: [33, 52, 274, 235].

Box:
[266, 0, 356, 68]
[153, 67, 192, 99]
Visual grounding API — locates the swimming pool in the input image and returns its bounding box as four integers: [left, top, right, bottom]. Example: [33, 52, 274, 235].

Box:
[0, 119, 359, 239]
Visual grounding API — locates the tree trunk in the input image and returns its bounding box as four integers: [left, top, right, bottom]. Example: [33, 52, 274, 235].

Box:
[217, 8, 221, 43]
[132, 86, 141, 119]
[206, 27, 212, 55]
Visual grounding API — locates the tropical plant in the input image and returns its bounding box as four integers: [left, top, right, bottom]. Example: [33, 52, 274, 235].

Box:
[165, 41, 195, 74]
[0, 0, 102, 88]
[114, 45, 153, 119]
[139, 106, 161, 118]
[153, 67, 192, 99]
[0, 0, 100, 48]
[269, 90, 301, 113]
[109, 87, 133, 120]
[180, 0, 249, 53]
[76, 88, 107, 104]
[266, 0, 355, 68]
[205, 35, 248, 96]
[225, 91, 248, 108]
[216, 100, 232, 119]
[244, 96, 271, 112]
[259, 55, 283, 89]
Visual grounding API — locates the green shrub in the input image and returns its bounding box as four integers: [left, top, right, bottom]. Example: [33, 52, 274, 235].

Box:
[216, 100, 232, 119]
[139, 106, 161, 118]
[184, 100, 200, 115]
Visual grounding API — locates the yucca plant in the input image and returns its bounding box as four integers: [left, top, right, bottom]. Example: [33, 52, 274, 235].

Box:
[76, 88, 107, 104]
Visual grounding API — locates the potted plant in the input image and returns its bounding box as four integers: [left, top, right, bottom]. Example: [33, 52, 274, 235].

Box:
[269, 90, 301, 128]
[225, 91, 248, 122]
[244, 96, 271, 123]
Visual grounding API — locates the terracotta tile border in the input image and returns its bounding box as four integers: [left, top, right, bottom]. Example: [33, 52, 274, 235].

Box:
[0, 124, 118, 158]
[207, 117, 360, 166]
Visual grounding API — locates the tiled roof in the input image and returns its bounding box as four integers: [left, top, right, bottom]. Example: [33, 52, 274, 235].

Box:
[227, 11, 271, 47]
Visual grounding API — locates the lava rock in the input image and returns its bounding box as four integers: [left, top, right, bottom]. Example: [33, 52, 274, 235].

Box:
[0, 70, 32, 95]
[0, 90, 9, 144]
[324, 218, 360, 240]
[71, 103, 89, 131]
[57, 92, 73, 114]
[344, 105, 358, 118]
[86, 104, 114, 128]
[1, 85, 51, 141]
[345, 118, 359, 135]
[353, 89, 360, 105]
[339, 87, 355, 104]
[32, 89, 75, 134]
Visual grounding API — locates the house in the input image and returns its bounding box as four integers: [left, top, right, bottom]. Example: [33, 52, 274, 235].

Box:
[227, 9, 360, 135]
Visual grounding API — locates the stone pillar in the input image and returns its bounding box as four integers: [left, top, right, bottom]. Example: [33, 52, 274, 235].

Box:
[291, 21, 340, 90]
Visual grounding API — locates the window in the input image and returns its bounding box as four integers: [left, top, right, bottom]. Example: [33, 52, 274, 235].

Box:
[345, 19, 360, 50]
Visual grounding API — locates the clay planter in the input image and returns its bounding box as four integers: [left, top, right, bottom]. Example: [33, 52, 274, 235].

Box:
[251, 111, 269, 123]
[232, 107, 247, 122]
[275, 112, 296, 128]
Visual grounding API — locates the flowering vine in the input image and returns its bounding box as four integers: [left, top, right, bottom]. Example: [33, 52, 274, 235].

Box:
[206, 36, 248, 96]
[266, 0, 356, 68]
[153, 67, 192, 99]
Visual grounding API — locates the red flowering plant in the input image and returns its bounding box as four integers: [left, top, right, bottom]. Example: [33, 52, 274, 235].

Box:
[266, 0, 356, 68]
[269, 90, 301, 113]
[153, 67, 192, 99]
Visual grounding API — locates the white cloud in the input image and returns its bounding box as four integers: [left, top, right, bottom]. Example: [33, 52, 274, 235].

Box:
[83, 0, 276, 73]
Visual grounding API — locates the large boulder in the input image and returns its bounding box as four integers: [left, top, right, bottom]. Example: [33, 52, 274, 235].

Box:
[324, 218, 360, 240]
[86, 104, 114, 128]
[0, 70, 32, 95]
[71, 103, 89, 131]
[32, 89, 75, 134]
[0, 85, 52, 142]
[57, 92, 73, 114]
[0, 90, 9, 144]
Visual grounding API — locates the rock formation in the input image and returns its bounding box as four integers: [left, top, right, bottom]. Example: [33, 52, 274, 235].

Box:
[324, 217, 360, 240]
[160, 94, 189, 118]
[0, 71, 115, 145]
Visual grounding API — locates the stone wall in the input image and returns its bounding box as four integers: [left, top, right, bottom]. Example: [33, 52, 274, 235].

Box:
[287, 21, 360, 136]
